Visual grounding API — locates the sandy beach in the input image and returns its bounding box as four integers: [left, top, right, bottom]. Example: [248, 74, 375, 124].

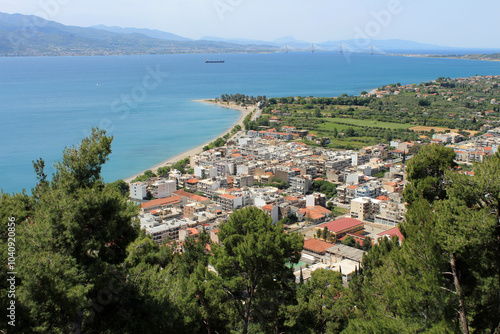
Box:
[124, 100, 255, 183]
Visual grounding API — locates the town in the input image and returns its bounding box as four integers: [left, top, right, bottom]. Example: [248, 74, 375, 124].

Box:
[128, 77, 500, 285]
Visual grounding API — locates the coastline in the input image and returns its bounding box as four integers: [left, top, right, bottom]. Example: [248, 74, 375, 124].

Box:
[387, 53, 500, 62]
[124, 100, 255, 183]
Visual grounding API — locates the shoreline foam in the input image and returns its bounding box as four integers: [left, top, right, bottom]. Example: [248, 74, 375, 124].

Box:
[124, 100, 255, 183]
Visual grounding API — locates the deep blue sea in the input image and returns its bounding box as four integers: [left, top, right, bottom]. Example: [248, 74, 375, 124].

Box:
[2, 52, 500, 193]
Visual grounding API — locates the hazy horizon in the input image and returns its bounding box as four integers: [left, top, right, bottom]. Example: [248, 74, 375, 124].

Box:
[2, 0, 500, 49]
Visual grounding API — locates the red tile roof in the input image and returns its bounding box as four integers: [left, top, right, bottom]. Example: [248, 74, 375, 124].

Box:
[303, 238, 335, 255]
[262, 204, 274, 212]
[174, 189, 195, 198]
[141, 195, 183, 209]
[190, 194, 210, 202]
[377, 226, 404, 242]
[219, 193, 238, 200]
[318, 217, 364, 234]
[298, 206, 331, 221]
[187, 228, 199, 236]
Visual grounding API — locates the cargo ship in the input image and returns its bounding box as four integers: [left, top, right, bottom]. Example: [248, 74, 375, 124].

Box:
[205, 60, 225, 63]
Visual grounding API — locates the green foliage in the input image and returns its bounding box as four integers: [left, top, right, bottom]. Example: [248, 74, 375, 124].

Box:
[362, 236, 372, 251]
[244, 115, 270, 131]
[418, 99, 432, 107]
[156, 166, 171, 177]
[403, 144, 456, 204]
[263, 75, 500, 149]
[350, 148, 500, 333]
[286, 269, 349, 333]
[171, 157, 190, 174]
[231, 124, 242, 133]
[342, 235, 356, 247]
[132, 169, 157, 183]
[280, 213, 298, 225]
[205, 137, 227, 150]
[106, 179, 130, 197]
[4, 97, 500, 332]
[0, 128, 146, 333]
[311, 180, 337, 198]
[211, 207, 303, 334]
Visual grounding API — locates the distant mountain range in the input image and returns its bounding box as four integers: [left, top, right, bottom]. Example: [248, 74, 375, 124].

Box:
[0, 13, 279, 56]
[91, 25, 191, 42]
[1, 12, 499, 57]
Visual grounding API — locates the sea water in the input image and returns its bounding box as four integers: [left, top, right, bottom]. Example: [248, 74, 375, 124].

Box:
[1, 52, 500, 193]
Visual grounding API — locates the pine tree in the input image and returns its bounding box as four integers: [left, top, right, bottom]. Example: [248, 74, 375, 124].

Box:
[1, 129, 142, 333]
[211, 207, 303, 334]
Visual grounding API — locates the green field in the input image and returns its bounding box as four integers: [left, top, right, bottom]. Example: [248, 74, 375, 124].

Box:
[315, 122, 361, 133]
[326, 118, 414, 129]
[301, 138, 374, 150]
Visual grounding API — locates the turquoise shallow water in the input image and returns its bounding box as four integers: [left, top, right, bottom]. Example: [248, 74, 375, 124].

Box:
[2, 52, 500, 193]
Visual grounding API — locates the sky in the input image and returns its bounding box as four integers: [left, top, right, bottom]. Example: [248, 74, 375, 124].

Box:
[2, 0, 500, 48]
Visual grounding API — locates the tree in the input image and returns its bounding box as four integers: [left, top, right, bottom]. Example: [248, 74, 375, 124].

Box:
[311, 180, 337, 199]
[418, 99, 431, 107]
[156, 166, 171, 177]
[408, 143, 423, 155]
[5, 128, 142, 333]
[287, 269, 349, 333]
[171, 157, 190, 174]
[131, 169, 157, 183]
[403, 144, 456, 204]
[432, 198, 497, 333]
[342, 235, 356, 247]
[107, 179, 130, 197]
[322, 227, 330, 241]
[346, 214, 453, 333]
[210, 207, 303, 334]
[443, 152, 500, 331]
[143, 169, 157, 179]
[345, 128, 356, 137]
[361, 236, 372, 251]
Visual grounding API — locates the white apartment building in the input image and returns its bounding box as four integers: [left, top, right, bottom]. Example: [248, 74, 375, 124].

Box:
[197, 178, 221, 197]
[218, 193, 243, 211]
[290, 175, 312, 194]
[130, 182, 148, 200]
[350, 197, 381, 221]
[374, 201, 406, 226]
[151, 179, 176, 198]
[194, 165, 217, 179]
